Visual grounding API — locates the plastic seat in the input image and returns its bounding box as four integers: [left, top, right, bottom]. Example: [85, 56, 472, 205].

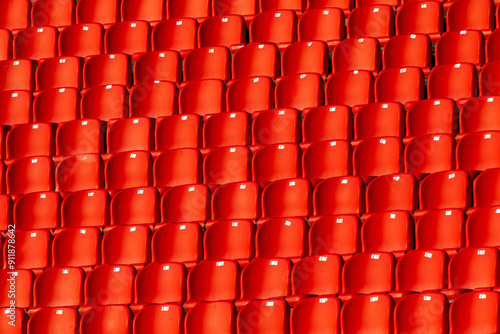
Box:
[341, 294, 394, 333]
[0, 29, 11, 61]
[80, 305, 132, 334]
[486, 28, 500, 63]
[480, 61, 500, 96]
[31, 0, 75, 28]
[383, 34, 432, 74]
[325, 70, 374, 109]
[232, 43, 279, 79]
[261, 179, 311, 218]
[291, 297, 340, 334]
[466, 206, 500, 248]
[52, 227, 101, 269]
[81, 85, 128, 121]
[212, 0, 258, 20]
[252, 143, 300, 184]
[121, 0, 166, 22]
[249, 10, 297, 51]
[155, 114, 201, 150]
[237, 299, 289, 334]
[353, 102, 404, 145]
[59, 23, 104, 58]
[129, 81, 177, 119]
[252, 108, 299, 147]
[33, 267, 83, 308]
[185, 301, 236, 334]
[473, 169, 500, 208]
[35, 56, 82, 91]
[0, 269, 33, 308]
[153, 149, 202, 190]
[447, 0, 494, 35]
[395, 1, 444, 42]
[134, 263, 186, 306]
[0, 0, 30, 31]
[179, 79, 226, 117]
[405, 98, 457, 142]
[105, 21, 150, 55]
[302, 140, 351, 182]
[449, 291, 500, 334]
[307, 0, 354, 15]
[204, 219, 255, 264]
[6, 156, 54, 196]
[282, 41, 328, 77]
[133, 304, 183, 334]
[184, 46, 231, 82]
[27, 308, 78, 334]
[14, 26, 58, 61]
[256, 217, 307, 262]
[396, 250, 448, 294]
[0, 307, 26, 334]
[427, 63, 478, 107]
[297, 8, 345, 49]
[347, 5, 394, 45]
[309, 215, 360, 257]
[6, 229, 51, 271]
[61, 189, 110, 228]
[275, 73, 323, 110]
[83, 53, 131, 88]
[33, 87, 78, 124]
[152, 223, 203, 267]
[226, 77, 275, 113]
[239, 257, 291, 302]
[110, 187, 159, 226]
[302, 105, 353, 144]
[203, 112, 251, 149]
[260, 0, 305, 13]
[332, 37, 381, 74]
[84, 265, 134, 306]
[56, 119, 104, 157]
[415, 209, 465, 254]
[361, 211, 413, 256]
[353, 137, 402, 182]
[76, 0, 120, 26]
[356, 0, 399, 6]
[0, 59, 34, 92]
[55, 154, 103, 194]
[167, 0, 211, 21]
[460, 97, 500, 136]
[6, 123, 54, 160]
[133, 50, 181, 85]
[435, 30, 485, 70]
[152, 18, 198, 57]
[394, 292, 449, 333]
[14, 191, 60, 230]
[457, 131, 500, 175]
[199, 15, 245, 52]
[204, 146, 251, 186]
[419, 170, 471, 211]
[105, 151, 151, 192]
[102, 225, 150, 267]
[366, 173, 417, 213]
[375, 67, 425, 105]
[0, 195, 12, 231]
[107, 117, 153, 154]
[211, 182, 261, 221]
[313, 176, 364, 216]
[161, 184, 210, 224]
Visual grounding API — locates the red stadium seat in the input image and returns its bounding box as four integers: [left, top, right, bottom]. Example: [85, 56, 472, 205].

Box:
[252, 108, 299, 146]
[27, 307, 78, 334]
[301, 105, 353, 144]
[6, 229, 51, 271]
[365, 173, 417, 213]
[133, 50, 181, 85]
[313, 176, 364, 216]
[473, 168, 500, 208]
[232, 43, 279, 79]
[353, 102, 404, 145]
[155, 115, 201, 151]
[61, 189, 109, 228]
[204, 146, 251, 186]
[52, 227, 101, 269]
[256, 217, 307, 262]
[0, 59, 34, 92]
[353, 137, 402, 183]
[260, 0, 305, 13]
[129, 81, 177, 119]
[237, 299, 289, 333]
[35, 56, 82, 91]
[341, 294, 394, 332]
[419, 170, 471, 211]
[6, 123, 54, 160]
[105, 21, 150, 55]
[0, 307, 26, 334]
[153, 149, 202, 190]
[204, 219, 255, 264]
[110, 187, 159, 226]
[383, 34, 432, 74]
[466, 206, 500, 247]
[152, 222, 203, 267]
[332, 37, 381, 74]
[0, 195, 12, 231]
[0, 269, 33, 308]
[395, 1, 443, 42]
[6, 156, 54, 197]
[133, 304, 183, 334]
[105, 151, 152, 192]
[178, 79, 226, 117]
[427, 63, 477, 107]
[184, 46, 231, 82]
[325, 70, 374, 110]
[486, 28, 500, 62]
[291, 297, 340, 334]
[435, 30, 485, 70]
[56, 154, 103, 194]
[309, 215, 361, 257]
[121, 0, 166, 22]
[307, 0, 354, 15]
[302, 140, 351, 182]
[80, 305, 132, 334]
[14, 191, 60, 230]
[0, 29, 11, 61]
[56, 119, 104, 157]
[31, 0, 75, 28]
[480, 61, 500, 96]
[253, 143, 300, 185]
[0, 0, 30, 31]
[59, 23, 104, 58]
[226, 77, 275, 113]
[14, 26, 58, 61]
[81, 83, 127, 125]
[102, 225, 150, 268]
[447, 0, 494, 35]
[394, 293, 449, 333]
[83, 53, 131, 88]
[167, 0, 211, 21]
[374, 67, 425, 105]
[33, 267, 83, 308]
[152, 18, 198, 58]
[457, 131, 500, 176]
[459, 96, 500, 136]
[160, 184, 210, 224]
[297, 8, 345, 49]
[347, 5, 394, 45]
[185, 301, 236, 334]
[134, 263, 186, 306]
[275, 73, 323, 110]
[449, 291, 500, 334]
[198, 15, 246, 52]
[211, 181, 261, 221]
[282, 41, 328, 77]
[76, 0, 120, 26]
[84, 265, 135, 306]
[396, 250, 448, 294]
[249, 10, 297, 51]
[33, 87, 79, 124]
[203, 112, 251, 150]
[213, 0, 258, 20]
[107, 117, 153, 154]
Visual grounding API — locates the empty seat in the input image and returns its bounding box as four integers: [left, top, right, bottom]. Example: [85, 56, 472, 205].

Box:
[56, 119, 104, 157]
[0, 195, 12, 231]
[353, 102, 404, 144]
[480, 61, 500, 96]
[473, 168, 500, 208]
[282, 41, 328, 77]
[313, 176, 364, 216]
[203, 112, 251, 149]
[436, 30, 485, 70]
[133, 304, 183, 334]
[83, 53, 131, 88]
[347, 5, 394, 45]
[133, 50, 181, 85]
[155, 114, 201, 150]
[184, 46, 231, 83]
[260, 0, 305, 12]
[0, 59, 33, 92]
[457, 131, 500, 175]
[0, 29, 10, 61]
[107, 117, 153, 154]
[6, 123, 54, 160]
[237, 299, 289, 334]
[0, 269, 33, 308]
[167, 0, 211, 21]
[212, 0, 258, 19]
[7, 229, 51, 271]
[134, 262, 186, 306]
[179, 79, 226, 117]
[105, 151, 151, 192]
[33, 267, 83, 308]
[253, 143, 300, 185]
[375, 67, 425, 105]
[232, 43, 279, 79]
[0, 0, 30, 31]
[152, 222, 202, 267]
[31, 0, 75, 28]
[35, 56, 82, 91]
[33, 87, 78, 124]
[102, 225, 150, 267]
[226, 77, 275, 113]
[76, 0, 120, 26]
[14, 26, 57, 61]
[302, 140, 351, 182]
[55, 154, 103, 194]
[415, 208, 465, 254]
[252, 108, 299, 147]
[14, 191, 60, 230]
[199, 15, 245, 52]
[275, 73, 323, 110]
[406, 98, 457, 142]
[302, 105, 353, 143]
[297, 8, 345, 49]
[466, 206, 500, 248]
[394, 292, 449, 333]
[110, 187, 158, 226]
[419, 170, 471, 211]
[291, 297, 340, 334]
[428, 62, 477, 107]
[6, 156, 54, 196]
[105, 21, 150, 55]
[52, 227, 101, 269]
[129, 81, 177, 119]
[204, 146, 251, 186]
[309, 215, 361, 257]
[152, 18, 198, 57]
[82, 85, 129, 121]
[353, 137, 402, 182]
[0, 307, 26, 334]
[27, 307, 79, 334]
[459, 96, 500, 135]
[249, 10, 297, 51]
[256, 217, 307, 262]
[366, 173, 417, 213]
[486, 28, 500, 63]
[449, 291, 500, 334]
[325, 70, 374, 109]
[383, 34, 432, 74]
[161, 184, 210, 224]
[153, 149, 202, 190]
[80, 305, 132, 334]
[341, 294, 394, 332]
[84, 265, 135, 306]
[447, 0, 494, 35]
[307, 0, 354, 15]
[204, 219, 255, 264]
[185, 301, 236, 334]
[395, 1, 443, 41]
[59, 23, 104, 58]
[121, 0, 166, 22]
[332, 37, 380, 74]
[211, 181, 261, 221]
[61, 189, 110, 228]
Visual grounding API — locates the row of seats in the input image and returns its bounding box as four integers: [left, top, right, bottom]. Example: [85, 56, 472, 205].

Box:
[4, 290, 498, 334]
